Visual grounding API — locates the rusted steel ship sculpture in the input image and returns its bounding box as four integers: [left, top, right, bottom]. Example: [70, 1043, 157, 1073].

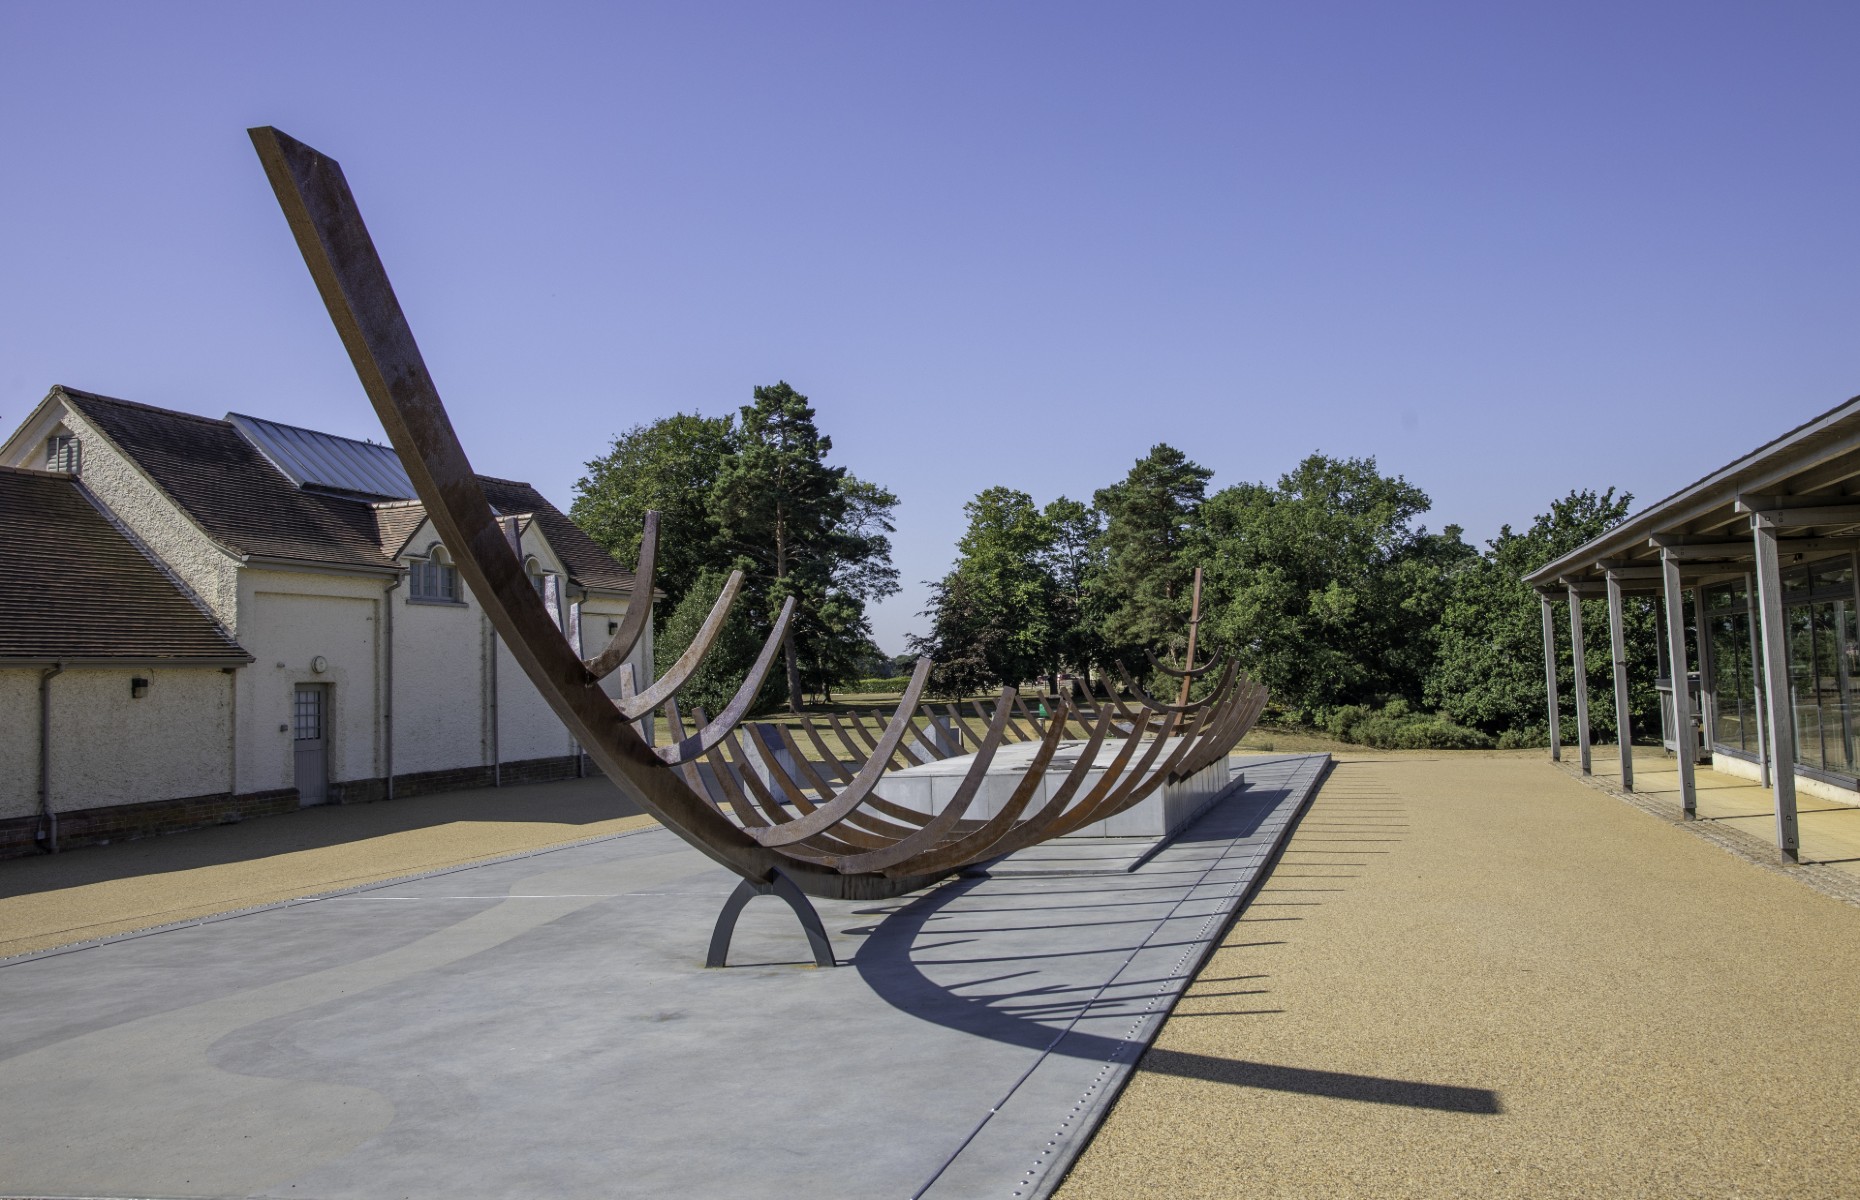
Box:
[248, 127, 1267, 966]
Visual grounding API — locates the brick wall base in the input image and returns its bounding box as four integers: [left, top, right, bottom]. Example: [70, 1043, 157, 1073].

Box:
[1, 754, 597, 858]
[0, 788, 299, 859]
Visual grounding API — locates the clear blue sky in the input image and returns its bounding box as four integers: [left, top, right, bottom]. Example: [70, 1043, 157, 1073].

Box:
[5, 2, 1858, 653]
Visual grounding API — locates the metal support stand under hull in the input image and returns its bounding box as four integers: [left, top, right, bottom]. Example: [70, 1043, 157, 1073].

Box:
[707, 870, 838, 968]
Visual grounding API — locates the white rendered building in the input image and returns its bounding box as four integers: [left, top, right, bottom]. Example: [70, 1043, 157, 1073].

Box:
[0, 386, 650, 856]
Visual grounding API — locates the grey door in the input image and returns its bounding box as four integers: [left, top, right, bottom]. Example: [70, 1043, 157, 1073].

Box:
[293, 684, 330, 806]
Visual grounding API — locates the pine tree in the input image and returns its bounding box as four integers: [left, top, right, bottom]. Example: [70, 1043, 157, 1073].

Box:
[1090, 444, 1212, 659]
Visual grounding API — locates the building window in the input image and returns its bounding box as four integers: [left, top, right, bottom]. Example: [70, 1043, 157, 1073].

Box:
[410, 544, 461, 603]
[294, 687, 323, 741]
[1702, 560, 1860, 781]
[45, 434, 78, 474]
[525, 556, 547, 597]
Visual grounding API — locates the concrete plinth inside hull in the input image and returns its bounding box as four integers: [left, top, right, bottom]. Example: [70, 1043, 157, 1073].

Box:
[883, 738, 1231, 837]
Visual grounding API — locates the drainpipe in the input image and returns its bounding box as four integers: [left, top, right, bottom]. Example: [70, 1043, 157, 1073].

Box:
[226, 666, 238, 799]
[488, 618, 501, 787]
[39, 664, 63, 853]
[383, 573, 401, 800]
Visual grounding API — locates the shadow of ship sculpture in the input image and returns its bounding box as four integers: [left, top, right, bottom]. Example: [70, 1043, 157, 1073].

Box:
[248, 126, 1268, 967]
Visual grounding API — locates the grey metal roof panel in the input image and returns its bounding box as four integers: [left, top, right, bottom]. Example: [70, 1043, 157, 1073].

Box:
[227, 411, 416, 500]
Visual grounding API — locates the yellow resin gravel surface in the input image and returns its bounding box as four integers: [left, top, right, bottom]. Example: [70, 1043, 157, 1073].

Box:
[1057, 754, 1860, 1200]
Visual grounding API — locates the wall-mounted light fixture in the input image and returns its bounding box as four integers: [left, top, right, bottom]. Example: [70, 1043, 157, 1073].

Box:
[130, 677, 150, 699]
[608, 620, 620, 635]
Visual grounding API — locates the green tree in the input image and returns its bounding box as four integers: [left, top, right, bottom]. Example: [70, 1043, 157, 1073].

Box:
[1090, 445, 1212, 659]
[912, 488, 1061, 694]
[1041, 496, 1107, 677]
[708, 382, 897, 710]
[572, 412, 734, 616]
[1427, 488, 1655, 742]
[1201, 453, 1473, 721]
[652, 567, 784, 717]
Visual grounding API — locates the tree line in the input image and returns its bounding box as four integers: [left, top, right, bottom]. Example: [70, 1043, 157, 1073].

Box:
[911, 445, 1661, 749]
[574, 391, 1658, 745]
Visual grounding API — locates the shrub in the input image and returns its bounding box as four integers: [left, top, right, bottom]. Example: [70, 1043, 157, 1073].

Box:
[1325, 700, 1495, 750]
[1325, 704, 1372, 741]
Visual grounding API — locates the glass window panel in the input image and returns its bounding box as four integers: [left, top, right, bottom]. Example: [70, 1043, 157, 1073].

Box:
[293, 689, 322, 741]
[1705, 581, 1743, 612]
[1836, 600, 1859, 775]
[1789, 604, 1821, 770]
[1709, 610, 1752, 754]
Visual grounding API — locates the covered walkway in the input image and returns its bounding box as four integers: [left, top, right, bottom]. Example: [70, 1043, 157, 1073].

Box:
[1526, 390, 1860, 862]
[1575, 748, 1860, 899]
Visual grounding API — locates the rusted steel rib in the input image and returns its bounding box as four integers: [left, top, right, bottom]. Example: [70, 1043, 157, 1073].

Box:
[747, 661, 932, 847]
[915, 706, 960, 757]
[1145, 647, 1219, 679]
[855, 708, 928, 768]
[905, 714, 953, 761]
[795, 714, 858, 785]
[973, 697, 1035, 743]
[1043, 709, 1191, 837]
[620, 571, 747, 719]
[1014, 694, 1047, 736]
[834, 687, 1020, 872]
[773, 725, 844, 800]
[875, 706, 1071, 877]
[936, 705, 1120, 865]
[1111, 658, 1232, 715]
[583, 511, 657, 679]
[651, 597, 795, 764]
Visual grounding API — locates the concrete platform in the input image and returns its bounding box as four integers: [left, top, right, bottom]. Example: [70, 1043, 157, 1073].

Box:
[0, 753, 1328, 1200]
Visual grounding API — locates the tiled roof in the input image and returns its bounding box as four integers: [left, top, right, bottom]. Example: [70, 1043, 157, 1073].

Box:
[63, 389, 398, 571]
[0, 466, 250, 663]
[480, 477, 638, 593]
[59, 389, 636, 593]
[371, 501, 430, 559]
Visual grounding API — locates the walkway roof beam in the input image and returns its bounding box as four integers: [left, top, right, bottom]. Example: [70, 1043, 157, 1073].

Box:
[1646, 540, 1755, 560]
[1733, 502, 1860, 529]
[1733, 493, 1860, 511]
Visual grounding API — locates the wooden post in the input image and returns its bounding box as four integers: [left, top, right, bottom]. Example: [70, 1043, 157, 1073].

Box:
[1541, 594, 1562, 762]
[1751, 515, 1801, 859]
[1606, 571, 1634, 791]
[1567, 586, 1591, 774]
[1661, 548, 1697, 818]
